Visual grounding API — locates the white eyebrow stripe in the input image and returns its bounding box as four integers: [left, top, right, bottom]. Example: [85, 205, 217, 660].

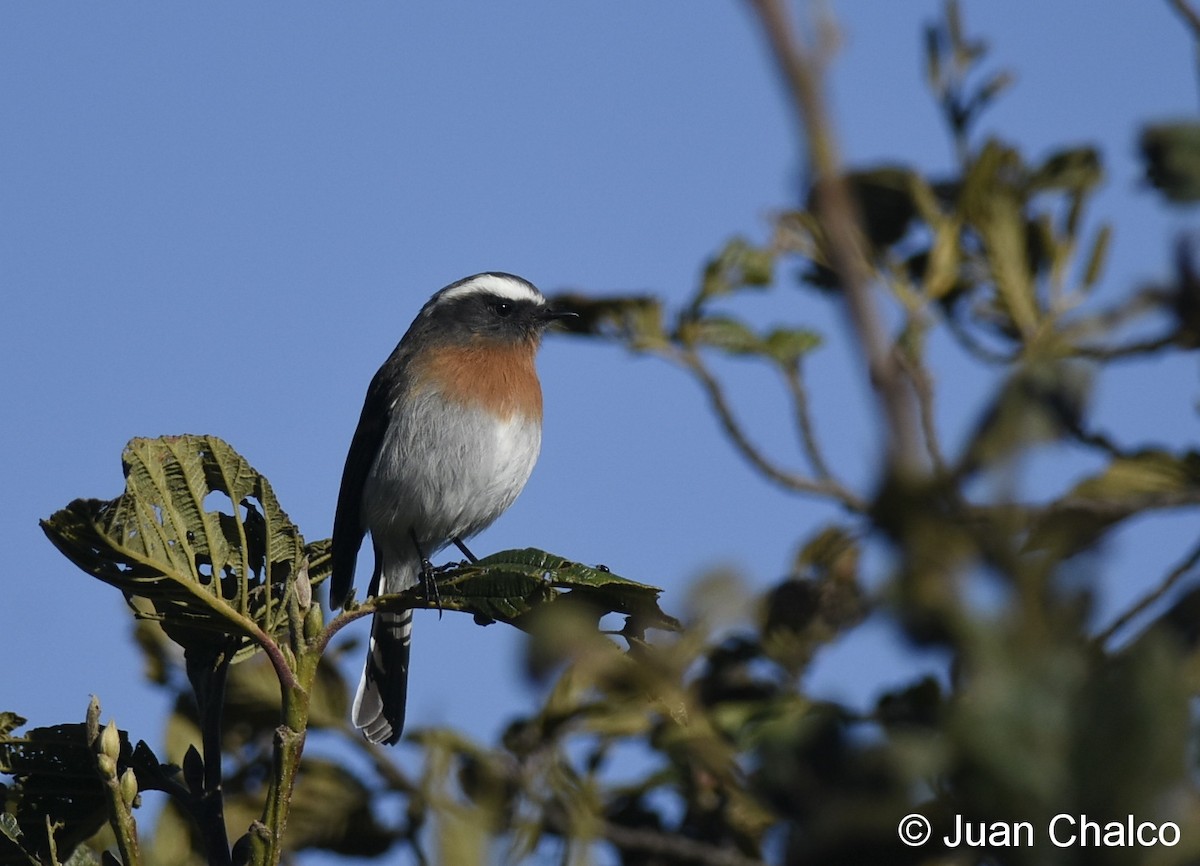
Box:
[436, 273, 545, 306]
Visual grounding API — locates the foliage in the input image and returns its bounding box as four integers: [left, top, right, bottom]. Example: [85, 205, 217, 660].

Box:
[8, 436, 670, 866]
[7, 2, 1200, 865]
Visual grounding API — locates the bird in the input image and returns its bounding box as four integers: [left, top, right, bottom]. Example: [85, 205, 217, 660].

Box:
[330, 272, 574, 745]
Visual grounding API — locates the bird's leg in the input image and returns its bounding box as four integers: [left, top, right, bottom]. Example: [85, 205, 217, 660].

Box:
[410, 528, 442, 617]
[452, 536, 479, 563]
[453, 536, 494, 626]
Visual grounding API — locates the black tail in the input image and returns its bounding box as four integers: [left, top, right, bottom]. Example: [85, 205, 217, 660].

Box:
[352, 609, 412, 745]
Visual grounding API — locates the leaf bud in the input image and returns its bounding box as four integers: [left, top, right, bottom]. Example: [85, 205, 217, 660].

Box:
[119, 767, 139, 806]
[99, 720, 121, 762]
[303, 601, 323, 640]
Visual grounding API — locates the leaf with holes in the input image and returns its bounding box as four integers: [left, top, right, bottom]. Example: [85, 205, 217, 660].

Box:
[41, 435, 319, 660]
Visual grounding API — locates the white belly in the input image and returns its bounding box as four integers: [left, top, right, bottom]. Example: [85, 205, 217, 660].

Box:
[362, 389, 542, 563]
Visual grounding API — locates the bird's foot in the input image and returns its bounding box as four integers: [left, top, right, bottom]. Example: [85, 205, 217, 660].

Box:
[418, 557, 443, 619]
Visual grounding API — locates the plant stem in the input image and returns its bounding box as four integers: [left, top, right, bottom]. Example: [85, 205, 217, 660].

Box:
[747, 0, 924, 475]
[186, 649, 234, 866]
[247, 663, 314, 866]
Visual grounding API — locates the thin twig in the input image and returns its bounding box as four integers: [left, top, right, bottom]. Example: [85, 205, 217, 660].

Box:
[1068, 333, 1176, 361]
[1095, 534, 1200, 647]
[1059, 286, 1169, 340]
[781, 359, 834, 480]
[600, 821, 766, 866]
[316, 603, 377, 657]
[746, 0, 924, 473]
[895, 346, 948, 474]
[673, 345, 866, 509]
[944, 314, 1019, 365]
[1169, 0, 1200, 38]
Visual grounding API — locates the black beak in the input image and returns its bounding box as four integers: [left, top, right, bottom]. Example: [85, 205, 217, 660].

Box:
[540, 307, 580, 326]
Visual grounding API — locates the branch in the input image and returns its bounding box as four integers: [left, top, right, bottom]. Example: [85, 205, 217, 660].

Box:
[600, 820, 766, 866]
[1168, 0, 1200, 39]
[894, 339, 949, 475]
[1067, 333, 1176, 361]
[1095, 533, 1200, 647]
[185, 649, 234, 866]
[781, 359, 834, 480]
[746, 0, 924, 474]
[943, 314, 1019, 365]
[89, 701, 141, 866]
[672, 345, 866, 509]
[1169, 0, 1200, 104]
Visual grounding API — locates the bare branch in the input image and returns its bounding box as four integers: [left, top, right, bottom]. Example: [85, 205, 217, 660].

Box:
[1168, 0, 1200, 39]
[1068, 333, 1176, 361]
[600, 821, 767, 866]
[672, 345, 866, 510]
[895, 345, 948, 474]
[745, 0, 924, 474]
[781, 359, 834, 480]
[943, 314, 1019, 365]
[1095, 533, 1200, 647]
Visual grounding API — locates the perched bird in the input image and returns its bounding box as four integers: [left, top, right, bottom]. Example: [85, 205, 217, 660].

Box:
[331, 272, 573, 745]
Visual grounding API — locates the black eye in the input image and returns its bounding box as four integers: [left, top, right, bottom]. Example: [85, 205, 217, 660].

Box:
[491, 300, 514, 317]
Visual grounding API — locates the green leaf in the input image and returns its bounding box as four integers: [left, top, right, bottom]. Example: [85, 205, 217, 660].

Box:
[1029, 450, 1200, 557]
[698, 237, 775, 302]
[546, 293, 668, 352]
[268, 759, 393, 856]
[1071, 450, 1200, 501]
[0, 813, 20, 845]
[1028, 147, 1103, 195]
[0, 714, 26, 739]
[216, 653, 350, 741]
[961, 362, 1090, 471]
[41, 436, 314, 660]
[841, 167, 920, 250]
[1140, 122, 1200, 204]
[1080, 224, 1111, 290]
[680, 316, 763, 356]
[960, 141, 1040, 336]
[0, 721, 131, 865]
[374, 548, 680, 635]
[761, 327, 822, 365]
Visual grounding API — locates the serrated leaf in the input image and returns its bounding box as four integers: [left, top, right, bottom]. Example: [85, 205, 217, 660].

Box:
[374, 549, 679, 635]
[41, 436, 312, 661]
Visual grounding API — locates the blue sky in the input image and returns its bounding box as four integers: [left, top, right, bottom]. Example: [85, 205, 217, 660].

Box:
[3, 0, 1197, 857]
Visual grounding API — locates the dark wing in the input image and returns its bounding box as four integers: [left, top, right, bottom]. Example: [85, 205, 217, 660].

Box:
[330, 350, 407, 608]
